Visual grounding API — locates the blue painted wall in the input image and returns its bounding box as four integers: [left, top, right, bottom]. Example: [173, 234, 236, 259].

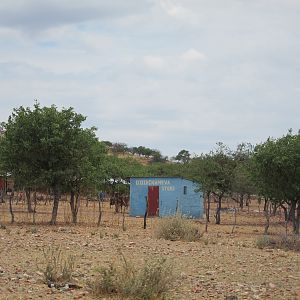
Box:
[130, 177, 203, 218]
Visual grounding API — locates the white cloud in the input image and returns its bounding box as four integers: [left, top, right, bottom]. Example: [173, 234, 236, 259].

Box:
[159, 0, 199, 24]
[0, 0, 300, 156]
[143, 55, 165, 69]
[181, 48, 206, 62]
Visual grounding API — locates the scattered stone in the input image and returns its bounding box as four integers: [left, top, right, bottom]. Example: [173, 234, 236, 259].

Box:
[269, 283, 276, 289]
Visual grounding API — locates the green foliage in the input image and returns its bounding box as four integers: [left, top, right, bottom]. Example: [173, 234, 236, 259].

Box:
[147, 162, 184, 177]
[1, 103, 107, 223]
[251, 130, 300, 233]
[174, 149, 191, 164]
[111, 142, 128, 154]
[91, 255, 175, 300]
[252, 131, 300, 201]
[1, 103, 94, 189]
[155, 215, 202, 242]
[187, 143, 236, 196]
[232, 144, 255, 191]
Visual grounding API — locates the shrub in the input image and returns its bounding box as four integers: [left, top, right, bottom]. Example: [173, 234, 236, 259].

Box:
[90, 254, 175, 300]
[256, 235, 272, 249]
[155, 215, 202, 242]
[38, 246, 76, 285]
[256, 235, 300, 251]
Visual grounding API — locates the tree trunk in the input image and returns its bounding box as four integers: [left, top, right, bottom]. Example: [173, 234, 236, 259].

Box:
[280, 204, 288, 222]
[9, 193, 14, 224]
[231, 207, 237, 234]
[205, 192, 210, 232]
[25, 188, 33, 213]
[289, 201, 296, 223]
[122, 206, 126, 231]
[97, 198, 102, 226]
[239, 194, 244, 209]
[272, 203, 278, 216]
[70, 191, 80, 224]
[215, 194, 222, 225]
[206, 192, 210, 223]
[246, 194, 251, 206]
[50, 186, 60, 225]
[294, 201, 300, 234]
[263, 198, 268, 212]
[32, 191, 37, 224]
[264, 200, 270, 235]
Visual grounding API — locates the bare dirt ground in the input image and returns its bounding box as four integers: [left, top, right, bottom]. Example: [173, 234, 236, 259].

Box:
[0, 199, 299, 300]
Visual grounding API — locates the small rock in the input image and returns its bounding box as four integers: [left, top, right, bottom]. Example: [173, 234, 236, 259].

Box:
[225, 296, 238, 300]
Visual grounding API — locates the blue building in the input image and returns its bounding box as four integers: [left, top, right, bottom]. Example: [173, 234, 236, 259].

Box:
[129, 177, 203, 218]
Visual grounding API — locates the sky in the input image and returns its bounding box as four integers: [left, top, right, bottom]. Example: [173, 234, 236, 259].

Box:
[0, 0, 299, 157]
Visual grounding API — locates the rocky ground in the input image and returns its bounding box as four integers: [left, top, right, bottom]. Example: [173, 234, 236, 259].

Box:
[0, 201, 299, 300]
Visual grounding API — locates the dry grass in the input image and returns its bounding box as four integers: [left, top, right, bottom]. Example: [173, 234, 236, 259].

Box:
[256, 234, 300, 251]
[38, 246, 76, 286]
[155, 214, 202, 242]
[90, 254, 175, 300]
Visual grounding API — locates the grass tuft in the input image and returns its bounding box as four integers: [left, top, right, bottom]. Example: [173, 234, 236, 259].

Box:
[256, 234, 300, 251]
[90, 254, 175, 300]
[155, 215, 202, 242]
[38, 246, 76, 285]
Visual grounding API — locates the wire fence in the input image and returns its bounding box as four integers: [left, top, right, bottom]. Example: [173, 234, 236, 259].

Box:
[0, 196, 153, 229]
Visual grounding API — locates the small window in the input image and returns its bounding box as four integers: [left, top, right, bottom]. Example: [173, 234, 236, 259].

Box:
[183, 186, 187, 195]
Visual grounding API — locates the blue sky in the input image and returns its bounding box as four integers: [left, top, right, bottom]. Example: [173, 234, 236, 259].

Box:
[0, 0, 299, 157]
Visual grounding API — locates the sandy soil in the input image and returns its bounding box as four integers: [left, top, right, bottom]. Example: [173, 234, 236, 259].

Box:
[0, 200, 299, 300]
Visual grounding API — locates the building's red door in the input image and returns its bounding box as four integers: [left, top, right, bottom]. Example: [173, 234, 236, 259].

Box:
[148, 186, 159, 216]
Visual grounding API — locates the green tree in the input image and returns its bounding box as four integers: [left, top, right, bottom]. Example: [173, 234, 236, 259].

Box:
[111, 143, 128, 154]
[188, 143, 236, 224]
[1, 103, 101, 225]
[231, 143, 256, 209]
[150, 149, 167, 163]
[102, 155, 146, 194]
[67, 131, 107, 223]
[252, 130, 300, 234]
[147, 162, 184, 177]
[175, 149, 191, 164]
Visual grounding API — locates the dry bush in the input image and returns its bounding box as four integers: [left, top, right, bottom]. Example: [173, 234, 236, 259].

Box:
[256, 234, 300, 251]
[155, 215, 202, 242]
[38, 246, 76, 285]
[90, 254, 175, 300]
[256, 235, 271, 249]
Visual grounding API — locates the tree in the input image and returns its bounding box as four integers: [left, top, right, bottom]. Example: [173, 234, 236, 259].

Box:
[175, 149, 191, 164]
[150, 149, 167, 163]
[251, 130, 300, 234]
[102, 155, 146, 195]
[188, 143, 236, 224]
[231, 143, 256, 209]
[147, 161, 184, 177]
[1, 103, 101, 225]
[67, 131, 107, 223]
[111, 143, 128, 154]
